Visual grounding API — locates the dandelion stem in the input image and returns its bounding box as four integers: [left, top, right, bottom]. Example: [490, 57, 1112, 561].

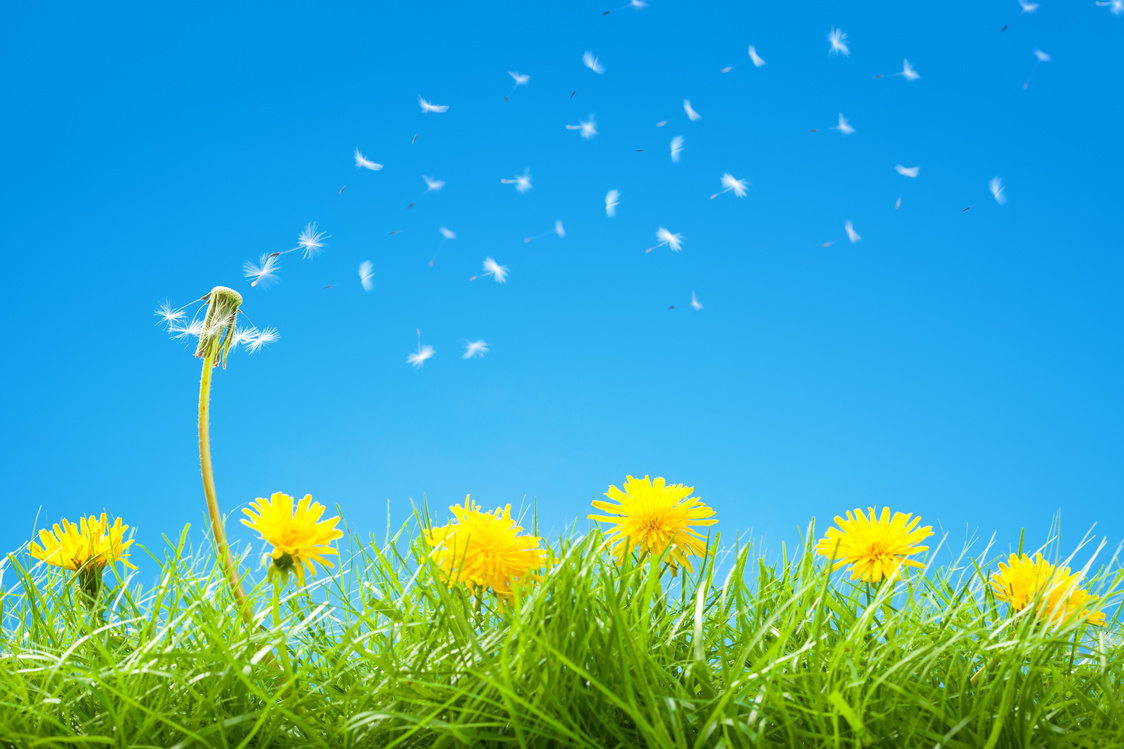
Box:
[271, 582, 293, 675]
[199, 345, 253, 625]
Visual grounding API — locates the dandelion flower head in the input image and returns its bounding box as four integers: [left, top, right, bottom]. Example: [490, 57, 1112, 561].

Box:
[816, 507, 933, 582]
[991, 553, 1105, 627]
[589, 475, 717, 573]
[241, 492, 343, 586]
[425, 495, 546, 601]
[30, 514, 136, 574]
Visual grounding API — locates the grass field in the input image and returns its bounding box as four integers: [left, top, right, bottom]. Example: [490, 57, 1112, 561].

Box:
[1, 510, 1121, 749]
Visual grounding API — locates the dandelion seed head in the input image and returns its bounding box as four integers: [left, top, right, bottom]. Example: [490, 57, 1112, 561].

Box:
[670, 136, 685, 163]
[719, 173, 749, 198]
[418, 96, 449, 113]
[656, 227, 684, 252]
[482, 256, 509, 283]
[354, 148, 383, 171]
[243, 254, 281, 289]
[582, 51, 605, 74]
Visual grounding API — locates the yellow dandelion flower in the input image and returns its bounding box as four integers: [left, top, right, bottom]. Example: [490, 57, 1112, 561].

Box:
[424, 496, 546, 601]
[29, 514, 136, 599]
[991, 553, 1105, 627]
[241, 492, 343, 586]
[816, 507, 933, 583]
[588, 475, 718, 573]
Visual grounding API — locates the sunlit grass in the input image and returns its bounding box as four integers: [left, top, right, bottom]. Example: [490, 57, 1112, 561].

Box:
[1, 517, 1121, 748]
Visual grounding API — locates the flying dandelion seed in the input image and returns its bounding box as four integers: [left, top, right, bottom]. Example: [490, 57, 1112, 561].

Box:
[470, 257, 509, 283]
[1096, 0, 1124, 14]
[407, 175, 445, 209]
[566, 114, 598, 139]
[294, 222, 328, 260]
[554, 220, 565, 238]
[894, 165, 920, 209]
[690, 291, 703, 311]
[748, 45, 767, 67]
[155, 301, 186, 327]
[811, 113, 854, 134]
[407, 329, 435, 369]
[501, 169, 533, 193]
[670, 136, 684, 163]
[874, 59, 920, 80]
[505, 71, 530, 102]
[647, 227, 684, 253]
[583, 51, 605, 74]
[683, 99, 702, 121]
[354, 148, 383, 171]
[605, 189, 620, 217]
[169, 319, 204, 341]
[990, 176, 1007, 205]
[656, 120, 667, 127]
[418, 96, 449, 113]
[1002, 0, 1040, 30]
[845, 220, 862, 243]
[1024, 49, 1051, 89]
[463, 340, 490, 359]
[244, 327, 279, 354]
[828, 27, 850, 56]
[243, 253, 281, 288]
[602, 0, 646, 14]
[359, 261, 375, 291]
[439, 227, 456, 241]
[710, 172, 749, 200]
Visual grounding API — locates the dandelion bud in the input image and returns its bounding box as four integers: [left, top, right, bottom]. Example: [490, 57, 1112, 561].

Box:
[194, 286, 243, 368]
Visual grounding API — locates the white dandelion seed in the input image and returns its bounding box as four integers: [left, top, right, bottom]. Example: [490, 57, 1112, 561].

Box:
[418, 96, 449, 113]
[154, 301, 185, 327]
[690, 291, 703, 311]
[245, 327, 279, 354]
[711, 172, 749, 200]
[554, 220, 565, 238]
[605, 189, 620, 217]
[439, 227, 456, 240]
[828, 27, 850, 56]
[423, 176, 445, 192]
[1096, 0, 1124, 15]
[836, 113, 855, 135]
[501, 169, 533, 193]
[670, 136, 685, 163]
[895, 165, 920, 178]
[748, 45, 767, 67]
[1003, 0, 1040, 30]
[463, 340, 490, 359]
[683, 99, 702, 121]
[990, 176, 1007, 205]
[359, 261, 375, 291]
[169, 319, 204, 341]
[648, 227, 684, 253]
[845, 220, 862, 243]
[876, 59, 921, 80]
[1024, 50, 1051, 89]
[295, 222, 329, 260]
[602, 0, 647, 14]
[243, 253, 281, 288]
[566, 114, 598, 139]
[470, 257, 509, 283]
[583, 51, 605, 74]
[505, 71, 530, 102]
[354, 148, 383, 171]
[407, 336, 436, 369]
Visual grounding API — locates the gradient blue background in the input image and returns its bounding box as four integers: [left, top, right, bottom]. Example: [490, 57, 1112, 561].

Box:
[3, 2, 1122, 574]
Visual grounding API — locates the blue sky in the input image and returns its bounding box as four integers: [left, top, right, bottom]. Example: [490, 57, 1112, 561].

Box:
[3, 2, 1122, 576]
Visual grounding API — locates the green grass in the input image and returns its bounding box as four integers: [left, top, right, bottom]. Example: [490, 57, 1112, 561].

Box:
[1, 517, 1121, 748]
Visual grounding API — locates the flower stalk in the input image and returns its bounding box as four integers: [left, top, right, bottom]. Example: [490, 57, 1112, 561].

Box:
[196, 286, 253, 624]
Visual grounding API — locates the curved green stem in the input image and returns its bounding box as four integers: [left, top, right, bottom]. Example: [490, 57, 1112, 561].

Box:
[199, 347, 253, 624]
